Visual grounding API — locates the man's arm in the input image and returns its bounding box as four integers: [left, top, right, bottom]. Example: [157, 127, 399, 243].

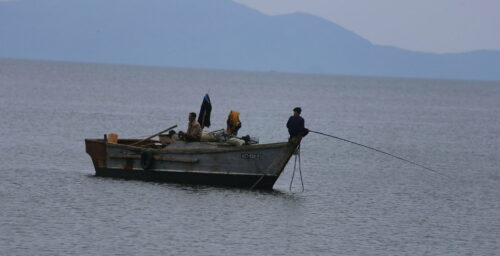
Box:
[286, 116, 292, 129]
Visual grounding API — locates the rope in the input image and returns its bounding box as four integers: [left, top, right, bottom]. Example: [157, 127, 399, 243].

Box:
[298, 145, 304, 191]
[289, 148, 298, 191]
[289, 144, 305, 192]
[309, 130, 451, 179]
[250, 175, 265, 190]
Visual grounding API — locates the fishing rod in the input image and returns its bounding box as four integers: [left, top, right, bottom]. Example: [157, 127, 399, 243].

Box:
[309, 130, 450, 179]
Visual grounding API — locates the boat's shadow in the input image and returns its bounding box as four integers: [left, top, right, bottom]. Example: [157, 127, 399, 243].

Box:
[87, 174, 298, 198]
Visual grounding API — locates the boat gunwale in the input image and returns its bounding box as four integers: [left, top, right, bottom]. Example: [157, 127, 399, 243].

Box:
[84, 138, 292, 154]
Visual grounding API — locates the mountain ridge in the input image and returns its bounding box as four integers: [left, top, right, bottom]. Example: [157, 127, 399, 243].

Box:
[1, 0, 499, 81]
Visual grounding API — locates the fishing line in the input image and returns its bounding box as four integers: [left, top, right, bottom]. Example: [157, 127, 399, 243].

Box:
[309, 130, 450, 179]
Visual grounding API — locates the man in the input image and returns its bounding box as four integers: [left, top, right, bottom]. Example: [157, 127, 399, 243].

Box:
[180, 112, 202, 142]
[286, 107, 308, 139]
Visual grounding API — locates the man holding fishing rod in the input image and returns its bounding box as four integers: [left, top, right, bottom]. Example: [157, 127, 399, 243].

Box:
[287, 107, 309, 140]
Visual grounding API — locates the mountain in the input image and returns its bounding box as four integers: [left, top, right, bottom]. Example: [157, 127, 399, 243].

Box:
[1, 0, 499, 81]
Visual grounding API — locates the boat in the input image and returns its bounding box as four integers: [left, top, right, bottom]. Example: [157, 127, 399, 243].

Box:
[84, 134, 302, 189]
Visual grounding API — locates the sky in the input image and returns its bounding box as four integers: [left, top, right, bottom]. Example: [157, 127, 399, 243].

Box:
[233, 0, 500, 53]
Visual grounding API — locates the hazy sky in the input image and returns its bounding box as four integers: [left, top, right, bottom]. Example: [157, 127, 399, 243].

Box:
[233, 0, 500, 53]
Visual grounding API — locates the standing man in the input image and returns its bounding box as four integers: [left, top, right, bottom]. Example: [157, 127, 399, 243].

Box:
[180, 112, 202, 142]
[286, 107, 308, 139]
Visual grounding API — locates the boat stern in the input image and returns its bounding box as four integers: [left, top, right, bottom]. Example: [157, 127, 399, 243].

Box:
[85, 139, 107, 170]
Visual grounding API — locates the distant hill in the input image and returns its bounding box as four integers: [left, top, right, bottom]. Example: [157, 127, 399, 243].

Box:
[1, 0, 499, 81]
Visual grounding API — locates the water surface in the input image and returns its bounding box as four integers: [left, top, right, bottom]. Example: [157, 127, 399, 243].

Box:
[0, 59, 499, 255]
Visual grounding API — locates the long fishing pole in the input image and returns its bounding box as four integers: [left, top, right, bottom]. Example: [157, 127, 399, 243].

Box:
[309, 130, 450, 179]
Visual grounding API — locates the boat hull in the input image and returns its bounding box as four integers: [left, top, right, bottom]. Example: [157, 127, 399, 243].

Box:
[95, 168, 279, 189]
[85, 138, 300, 189]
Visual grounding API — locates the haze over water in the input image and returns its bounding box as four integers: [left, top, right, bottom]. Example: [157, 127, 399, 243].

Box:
[0, 59, 498, 255]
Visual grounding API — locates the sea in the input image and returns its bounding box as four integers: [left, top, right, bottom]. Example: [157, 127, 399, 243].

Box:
[0, 58, 499, 256]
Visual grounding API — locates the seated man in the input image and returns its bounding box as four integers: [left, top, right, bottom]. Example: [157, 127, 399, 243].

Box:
[179, 112, 202, 142]
[286, 107, 309, 139]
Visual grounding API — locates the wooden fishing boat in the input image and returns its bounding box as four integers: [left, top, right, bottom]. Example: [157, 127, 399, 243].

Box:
[85, 136, 302, 189]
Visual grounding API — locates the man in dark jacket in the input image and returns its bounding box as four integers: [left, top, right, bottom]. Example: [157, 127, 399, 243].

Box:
[286, 107, 308, 138]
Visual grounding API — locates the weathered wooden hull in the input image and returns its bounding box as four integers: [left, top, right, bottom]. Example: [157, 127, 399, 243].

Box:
[94, 168, 279, 189]
[85, 138, 300, 189]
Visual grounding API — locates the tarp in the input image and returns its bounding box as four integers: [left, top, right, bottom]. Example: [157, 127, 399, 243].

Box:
[226, 110, 241, 135]
[198, 94, 212, 129]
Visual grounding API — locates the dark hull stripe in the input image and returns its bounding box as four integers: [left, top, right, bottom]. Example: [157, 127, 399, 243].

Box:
[95, 168, 278, 189]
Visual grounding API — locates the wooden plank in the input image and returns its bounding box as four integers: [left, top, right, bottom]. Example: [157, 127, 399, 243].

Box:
[109, 154, 198, 163]
[130, 125, 177, 146]
[153, 156, 199, 163]
[109, 154, 141, 159]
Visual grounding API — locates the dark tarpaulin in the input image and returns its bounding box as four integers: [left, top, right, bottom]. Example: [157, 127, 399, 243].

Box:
[198, 94, 212, 128]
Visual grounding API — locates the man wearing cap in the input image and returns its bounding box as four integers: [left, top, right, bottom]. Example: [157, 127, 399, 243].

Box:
[286, 107, 309, 139]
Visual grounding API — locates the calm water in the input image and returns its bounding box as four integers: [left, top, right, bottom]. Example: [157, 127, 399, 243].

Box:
[0, 59, 499, 255]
